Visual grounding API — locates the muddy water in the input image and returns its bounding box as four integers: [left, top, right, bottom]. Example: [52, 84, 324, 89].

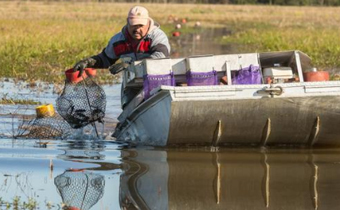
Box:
[2, 81, 340, 210]
[1, 31, 340, 210]
[121, 147, 340, 210]
[1, 138, 340, 210]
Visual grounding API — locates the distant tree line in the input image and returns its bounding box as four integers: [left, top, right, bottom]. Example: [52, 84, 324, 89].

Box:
[28, 0, 340, 5]
[230, 0, 340, 5]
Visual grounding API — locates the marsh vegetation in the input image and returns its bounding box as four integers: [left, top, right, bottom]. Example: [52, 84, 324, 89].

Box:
[1, 1, 340, 83]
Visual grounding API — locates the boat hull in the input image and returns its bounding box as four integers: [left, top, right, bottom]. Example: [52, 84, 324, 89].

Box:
[114, 83, 340, 147]
[168, 96, 340, 146]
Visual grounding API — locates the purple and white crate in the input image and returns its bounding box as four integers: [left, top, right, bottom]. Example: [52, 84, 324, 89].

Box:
[232, 65, 262, 85]
[186, 70, 218, 86]
[143, 72, 175, 99]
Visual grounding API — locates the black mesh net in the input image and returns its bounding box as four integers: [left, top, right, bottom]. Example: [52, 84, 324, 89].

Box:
[15, 69, 106, 140]
[54, 170, 105, 210]
[16, 114, 73, 139]
[56, 77, 106, 129]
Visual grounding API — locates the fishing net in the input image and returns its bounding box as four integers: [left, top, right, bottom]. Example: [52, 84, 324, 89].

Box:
[16, 114, 73, 139]
[16, 104, 73, 140]
[54, 170, 105, 210]
[14, 69, 106, 140]
[56, 68, 106, 129]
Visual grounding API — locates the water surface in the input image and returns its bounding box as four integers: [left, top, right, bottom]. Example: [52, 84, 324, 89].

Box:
[1, 138, 340, 210]
[1, 30, 340, 210]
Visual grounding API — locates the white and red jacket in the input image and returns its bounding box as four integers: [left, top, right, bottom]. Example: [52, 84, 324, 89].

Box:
[94, 19, 170, 68]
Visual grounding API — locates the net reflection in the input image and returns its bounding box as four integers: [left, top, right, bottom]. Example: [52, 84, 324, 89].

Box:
[119, 148, 340, 210]
[57, 140, 105, 161]
[54, 140, 121, 210]
[55, 169, 105, 210]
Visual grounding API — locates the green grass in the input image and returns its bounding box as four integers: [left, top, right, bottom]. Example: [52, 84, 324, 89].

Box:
[0, 196, 61, 210]
[1, 2, 340, 83]
[0, 18, 120, 83]
[0, 93, 41, 105]
[0, 98, 41, 105]
[220, 21, 340, 70]
[0, 196, 38, 210]
[0, 1, 127, 83]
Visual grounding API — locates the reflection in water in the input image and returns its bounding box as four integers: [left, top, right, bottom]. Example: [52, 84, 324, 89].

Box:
[57, 146, 105, 161]
[55, 170, 105, 210]
[120, 149, 168, 210]
[57, 140, 107, 161]
[54, 140, 121, 210]
[119, 148, 340, 210]
[54, 141, 106, 210]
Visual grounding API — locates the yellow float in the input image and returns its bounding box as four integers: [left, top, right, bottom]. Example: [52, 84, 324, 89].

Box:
[35, 104, 55, 118]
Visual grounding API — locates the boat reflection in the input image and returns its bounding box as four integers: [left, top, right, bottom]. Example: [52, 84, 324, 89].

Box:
[119, 148, 340, 210]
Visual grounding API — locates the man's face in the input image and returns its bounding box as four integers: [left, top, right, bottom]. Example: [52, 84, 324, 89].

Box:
[127, 21, 149, 40]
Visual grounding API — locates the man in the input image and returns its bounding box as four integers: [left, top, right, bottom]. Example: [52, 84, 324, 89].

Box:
[73, 6, 170, 106]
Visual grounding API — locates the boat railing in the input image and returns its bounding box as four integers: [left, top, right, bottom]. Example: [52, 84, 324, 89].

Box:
[125, 50, 313, 89]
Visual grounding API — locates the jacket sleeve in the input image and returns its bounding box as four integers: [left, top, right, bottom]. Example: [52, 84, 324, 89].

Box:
[91, 48, 118, 68]
[149, 29, 171, 59]
[91, 33, 123, 68]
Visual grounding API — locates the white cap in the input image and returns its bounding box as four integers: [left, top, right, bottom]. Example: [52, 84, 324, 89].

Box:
[127, 6, 149, 26]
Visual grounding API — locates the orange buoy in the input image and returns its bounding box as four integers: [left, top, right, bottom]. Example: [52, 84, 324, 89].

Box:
[172, 31, 181, 37]
[303, 71, 329, 82]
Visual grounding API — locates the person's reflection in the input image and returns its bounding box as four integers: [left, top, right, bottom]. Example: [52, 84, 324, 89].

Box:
[54, 169, 105, 210]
